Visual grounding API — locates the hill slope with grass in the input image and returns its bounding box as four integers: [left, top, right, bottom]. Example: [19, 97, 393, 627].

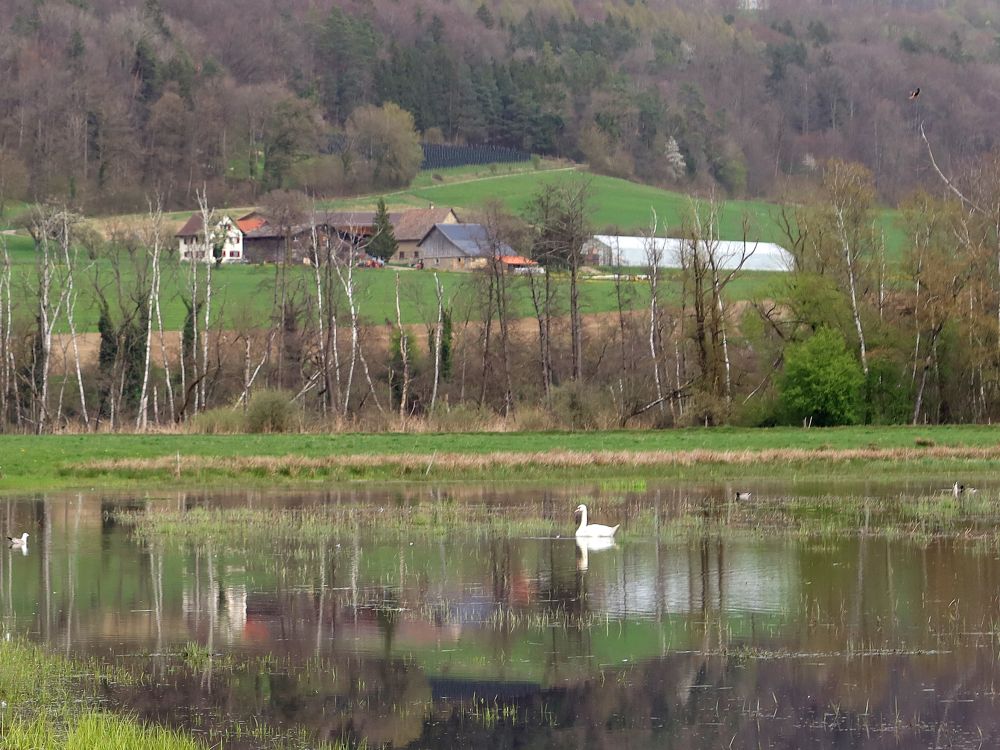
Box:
[324, 163, 907, 259]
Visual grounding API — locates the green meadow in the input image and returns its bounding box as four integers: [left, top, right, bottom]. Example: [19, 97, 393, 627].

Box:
[0, 163, 908, 332]
[326, 163, 908, 259]
[2, 425, 999, 492]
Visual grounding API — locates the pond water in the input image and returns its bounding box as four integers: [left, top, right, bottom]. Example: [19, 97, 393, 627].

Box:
[5, 478, 1000, 749]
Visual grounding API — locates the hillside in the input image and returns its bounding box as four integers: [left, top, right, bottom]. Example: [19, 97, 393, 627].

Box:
[1, 0, 999, 216]
[324, 163, 908, 259]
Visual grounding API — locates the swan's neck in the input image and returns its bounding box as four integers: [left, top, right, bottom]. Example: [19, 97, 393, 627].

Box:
[577, 507, 588, 532]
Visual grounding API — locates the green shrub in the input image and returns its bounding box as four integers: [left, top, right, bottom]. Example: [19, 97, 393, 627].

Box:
[245, 390, 301, 433]
[780, 328, 864, 426]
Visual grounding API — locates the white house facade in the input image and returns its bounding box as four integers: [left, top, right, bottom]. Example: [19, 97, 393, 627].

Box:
[175, 214, 245, 263]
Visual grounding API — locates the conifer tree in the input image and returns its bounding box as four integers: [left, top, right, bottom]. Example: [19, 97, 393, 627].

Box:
[368, 198, 398, 262]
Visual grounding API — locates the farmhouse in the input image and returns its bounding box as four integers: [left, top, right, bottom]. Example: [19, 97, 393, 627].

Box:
[416, 223, 512, 271]
[174, 214, 244, 263]
[584, 235, 794, 272]
[176, 206, 465, 266]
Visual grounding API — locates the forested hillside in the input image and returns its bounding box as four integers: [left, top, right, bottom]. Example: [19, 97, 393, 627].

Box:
[1, 0, 998, 212]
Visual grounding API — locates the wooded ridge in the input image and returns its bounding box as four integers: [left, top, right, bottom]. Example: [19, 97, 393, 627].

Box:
[1, 0, 997, 212]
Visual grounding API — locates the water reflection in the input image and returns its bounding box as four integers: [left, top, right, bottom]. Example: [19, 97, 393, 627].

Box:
[2, 484, 1000, 748]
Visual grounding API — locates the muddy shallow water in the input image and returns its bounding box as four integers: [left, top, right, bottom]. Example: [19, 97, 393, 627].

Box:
[4, 478, 1000, 749]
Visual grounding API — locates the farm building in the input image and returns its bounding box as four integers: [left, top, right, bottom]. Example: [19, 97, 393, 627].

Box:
[319, 207, 460, 263]
[416, 223, 512, 271]
[390, 207, 460, 264]
[584, 235, 794, 272]
[174, 214, 244, 263]
[242, 221, 349, 264]
[178, 206, 466, 266]
[321, 211, 378, 244]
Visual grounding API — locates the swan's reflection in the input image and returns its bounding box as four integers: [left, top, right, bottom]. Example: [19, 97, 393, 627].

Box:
[576, 536, 616, 572]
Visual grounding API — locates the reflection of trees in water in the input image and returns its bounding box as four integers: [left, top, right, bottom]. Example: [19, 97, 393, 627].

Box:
[10, 490, 1000, 747]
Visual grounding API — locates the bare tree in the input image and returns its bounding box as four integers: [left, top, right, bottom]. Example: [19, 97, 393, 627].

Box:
[430, 273, 445, 411]
[59, 220, 90, 431]
[196, 189, 217, 412]
[26, 206, 76, 433]
[482, 204, 518, 416]
[393, 272, 411, 420]
[309, 214, 332, 417]
[528, 180, 592, 382]
[682, 197, 755, 412]
[643, 212, 666, 417]
[329, 216, 383, 416]
[0, 239, 9, 428]
[136, 202, 164, 430]
[825, 160, 879, 377]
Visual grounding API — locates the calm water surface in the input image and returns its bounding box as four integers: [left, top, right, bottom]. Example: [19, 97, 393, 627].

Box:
[4, 478, 1000, 749]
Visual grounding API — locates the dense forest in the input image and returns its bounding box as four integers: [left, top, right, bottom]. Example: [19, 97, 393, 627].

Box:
[1, 0, 999, 211]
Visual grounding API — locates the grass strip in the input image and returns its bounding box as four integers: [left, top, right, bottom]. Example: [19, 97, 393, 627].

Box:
[3, 426, 1000, 492]
[69, 445, 1000, 484]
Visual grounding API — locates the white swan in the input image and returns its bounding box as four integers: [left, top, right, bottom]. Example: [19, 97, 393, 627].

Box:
[7, 533, 28, 548]
[734, 491, 752, 501]
[574, 504, 619, 538]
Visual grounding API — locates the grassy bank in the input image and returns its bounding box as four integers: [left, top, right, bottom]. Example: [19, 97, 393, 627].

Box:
[2, 425, 1000, 493]
[0, 638, 203, 750]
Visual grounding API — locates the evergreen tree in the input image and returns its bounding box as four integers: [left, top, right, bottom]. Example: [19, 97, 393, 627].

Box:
[368, 198, 398, 262]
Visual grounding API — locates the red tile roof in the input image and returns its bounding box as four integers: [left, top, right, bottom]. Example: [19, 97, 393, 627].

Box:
[237, 216, 266, 233]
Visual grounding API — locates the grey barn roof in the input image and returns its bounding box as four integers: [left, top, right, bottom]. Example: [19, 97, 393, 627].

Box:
[420, 223, 513, 257]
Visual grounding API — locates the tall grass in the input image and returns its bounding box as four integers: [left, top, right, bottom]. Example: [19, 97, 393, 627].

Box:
[71, 444, 1000, 485]
[1, 712, 205, 750]
[0, 638, 206, 750]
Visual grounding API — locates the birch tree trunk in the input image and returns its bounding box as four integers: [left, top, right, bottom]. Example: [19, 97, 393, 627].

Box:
[644, 213, 665, 416]
[0, 240, 9, 427]
[431, 273, 444, 411]
[394, 273, 410, 420]
[185, 240, 199, 417]
[30, 208, 71, 434]
[835, 206, 869, 375]
[197, 190, 214, 412]
[136, 203, 163, 430]
[527, 270, 553, 401]
[309, 218, 330, 417]
[154, 263, 175, 424]
[332, 248, 358, 415]
[493, 257, 514, 417]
